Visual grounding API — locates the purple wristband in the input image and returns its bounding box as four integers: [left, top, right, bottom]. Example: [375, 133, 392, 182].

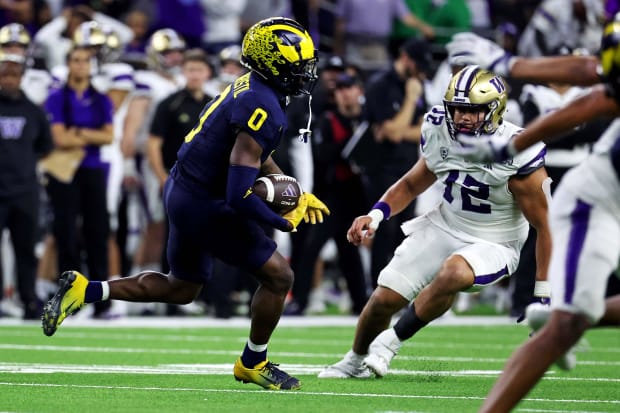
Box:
[372, 201, 391, 220]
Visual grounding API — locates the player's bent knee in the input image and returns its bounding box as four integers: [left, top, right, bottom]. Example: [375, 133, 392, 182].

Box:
[436, 259, 474, 291]
[367, 287, 407, 316]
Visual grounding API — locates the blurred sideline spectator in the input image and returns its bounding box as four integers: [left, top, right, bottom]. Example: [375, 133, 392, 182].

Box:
[152, 0, 204, 48]
[240, 0, 291, 32]
[286, 73, 370, 315]
[43, 46, 114, 318]
[200, 0, 246, 55]
[62, 0, 133, 20]
[146, 48, 213, 315]
[333, 0, 435, 75]
[0, 52, 52, 319]
[391, 0, 472, 53]
[0, 0, 51, 35]
[120, 29, 185, 315]
[0, 22, 52, 105]
[34, 5, 133, 69]
[122, 9, 149, 59]
[517, 0, 605, 57]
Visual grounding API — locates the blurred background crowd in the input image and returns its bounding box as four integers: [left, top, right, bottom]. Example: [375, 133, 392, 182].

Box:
[1, 0, 619, 321]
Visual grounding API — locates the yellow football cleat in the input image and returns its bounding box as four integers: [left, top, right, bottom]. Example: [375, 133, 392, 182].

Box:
[42, 271, 88, 336]
[233, 358, 301, 390]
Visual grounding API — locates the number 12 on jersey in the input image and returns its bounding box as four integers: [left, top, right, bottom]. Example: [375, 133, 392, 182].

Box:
[443, 170, 492, 213]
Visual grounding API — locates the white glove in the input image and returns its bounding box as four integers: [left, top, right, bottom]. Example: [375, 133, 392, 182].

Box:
[447, 32, 516, 77]
[453, 133, 518, 163]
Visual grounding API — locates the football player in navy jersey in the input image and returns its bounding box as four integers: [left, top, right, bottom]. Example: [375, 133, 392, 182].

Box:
[41, 17, 329, 391]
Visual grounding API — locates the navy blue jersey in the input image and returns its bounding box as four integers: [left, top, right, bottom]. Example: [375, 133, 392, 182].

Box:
[176, 72, 288, 197]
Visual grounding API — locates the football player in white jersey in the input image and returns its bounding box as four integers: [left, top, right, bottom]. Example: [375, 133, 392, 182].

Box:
[446, 25, 620, 413]
[0, 23, 52, 106]
[122, 28, 185, 278]
[318, 66, 552, 379]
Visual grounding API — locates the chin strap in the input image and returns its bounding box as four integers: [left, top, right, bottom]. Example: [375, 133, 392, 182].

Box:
[298, 94, 312, 143]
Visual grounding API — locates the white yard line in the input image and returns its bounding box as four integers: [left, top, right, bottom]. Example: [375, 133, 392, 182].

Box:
[0, 380, 618, 407]
[0, 314, 516, 328]
[0, 362, 618, 383]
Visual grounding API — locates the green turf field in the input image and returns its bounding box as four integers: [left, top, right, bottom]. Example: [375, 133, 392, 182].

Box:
[0, 316, 617, 413]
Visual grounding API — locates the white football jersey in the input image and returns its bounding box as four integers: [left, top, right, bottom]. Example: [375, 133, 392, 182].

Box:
[95, 62, 135, 93]
[520, 84, 588, 116]
[131, 69, 185, 151]
[21, 68, 52, 105]
[421, 105, 546, 243]
[570, 118, 620, 214]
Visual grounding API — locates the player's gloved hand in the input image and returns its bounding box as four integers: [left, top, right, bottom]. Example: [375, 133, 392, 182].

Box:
[302, 193, 330, 224]
[446, 32, 516, 77]
[516, 281, 551, 323]
[282, 193, 309, 231]
[454, 133, 518, 163]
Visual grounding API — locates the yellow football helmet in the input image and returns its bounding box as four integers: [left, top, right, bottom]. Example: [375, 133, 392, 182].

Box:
[72, 21, 107, 48]
[600, 21, 620, 90]
[0, 23, 30, 48]
[241, 17, 318, 96]
[443, 65, 507, 138]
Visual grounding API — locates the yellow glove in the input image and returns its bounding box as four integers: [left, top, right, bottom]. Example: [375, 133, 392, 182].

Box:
[302, 193, 330, 224]
[282, 192, 309, 231]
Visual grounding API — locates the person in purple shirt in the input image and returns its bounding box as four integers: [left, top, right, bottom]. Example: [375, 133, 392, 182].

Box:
[43, 46, 114, 318]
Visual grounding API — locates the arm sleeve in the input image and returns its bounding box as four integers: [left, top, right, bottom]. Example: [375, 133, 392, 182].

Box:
[226, 164, 291, 231]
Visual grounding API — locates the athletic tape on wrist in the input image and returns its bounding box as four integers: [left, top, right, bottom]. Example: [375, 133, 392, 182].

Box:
[534, 280, 551, 298]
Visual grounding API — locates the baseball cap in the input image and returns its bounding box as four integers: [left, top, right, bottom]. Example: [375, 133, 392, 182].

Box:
[400, 38, 432, 72]
[335, 73, 361, 89]
[321, 55, 346, 71]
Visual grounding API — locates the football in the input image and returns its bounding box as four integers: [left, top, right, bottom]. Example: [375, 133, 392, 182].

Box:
[253, 174, 302, 214]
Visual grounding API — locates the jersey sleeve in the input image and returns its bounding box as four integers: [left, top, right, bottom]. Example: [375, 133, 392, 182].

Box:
[132, 70, 152, 98]
[106, 63, 135, 92]
[514, 141, 546, 175]
[420, 105, 447, 159]
[231, 90, 283, 150]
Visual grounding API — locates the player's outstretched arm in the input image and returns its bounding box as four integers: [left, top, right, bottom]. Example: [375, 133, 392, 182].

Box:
[346, 158, 436, 245]
[457, 85, 620, 162]
[447, 32, 600, 85]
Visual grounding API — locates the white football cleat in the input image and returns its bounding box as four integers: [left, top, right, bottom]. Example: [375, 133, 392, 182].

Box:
[526, 303, 577, 371]
[318, 350, 372, 378]
[363, 328, 402, 377]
